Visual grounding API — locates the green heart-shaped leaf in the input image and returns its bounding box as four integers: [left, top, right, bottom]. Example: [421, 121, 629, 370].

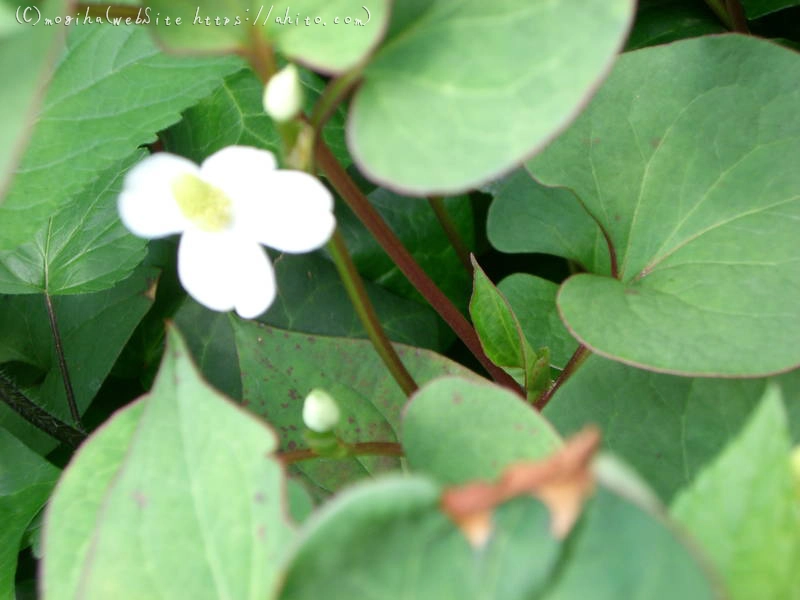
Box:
[486, 168, 607, 274]
[528, 35, 800, 376]
[42, 327, 294, 600]
[349, 0, 634, 194]
[403, 377, 561, 485]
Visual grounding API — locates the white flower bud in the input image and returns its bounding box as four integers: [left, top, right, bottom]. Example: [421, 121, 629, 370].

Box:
[263, 64, 304, 122]
[302, 388, 341, 433]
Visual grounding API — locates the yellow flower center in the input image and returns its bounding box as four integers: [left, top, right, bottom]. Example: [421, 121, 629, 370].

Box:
[172, 173, 233, 231]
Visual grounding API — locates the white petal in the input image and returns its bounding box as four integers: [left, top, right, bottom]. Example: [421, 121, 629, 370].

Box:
[232, 241, 276, 319]
[118, 153, 196, 238]
[238, 170, 336, 253]
[177, 230, 277, 318]
[200, 146, 277, 201]
[177, 230, 239, 313]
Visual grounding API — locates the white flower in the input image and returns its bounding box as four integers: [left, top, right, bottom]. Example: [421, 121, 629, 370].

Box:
[263, 64, 304, 122]
[118, 146, 335, 319]
[302, 389, 341, 433]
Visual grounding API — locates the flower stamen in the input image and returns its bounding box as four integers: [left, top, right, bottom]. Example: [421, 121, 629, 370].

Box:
[172, 173, 233, 231]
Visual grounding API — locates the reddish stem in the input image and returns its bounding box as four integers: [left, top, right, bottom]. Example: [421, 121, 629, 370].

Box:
[315, 142, 522, 394]
[535, 345, 590, 410]
[278, 441, 404, 465]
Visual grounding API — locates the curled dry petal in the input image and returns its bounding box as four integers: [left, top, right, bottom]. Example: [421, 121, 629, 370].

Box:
[441, 426, 601, 546]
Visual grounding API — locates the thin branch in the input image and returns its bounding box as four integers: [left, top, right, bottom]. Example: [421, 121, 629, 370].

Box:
[725, 0, 750, 33]
[44, 294, 82, 428]
[315, 141, 522, 394]
[0, 371, 86, 448]
[535, 345, 590, 410]
[246, 27, 278, 83]
[428, 196, 472, 274]
[704, 0, 750, 32]
[278, 441, 404, 466]
[598, 221, 619, 279]
[310, 67, 363, 133]
[328, 230, 419, 396]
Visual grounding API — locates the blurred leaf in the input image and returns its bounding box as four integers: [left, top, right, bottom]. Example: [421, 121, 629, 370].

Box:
[0, 25, 241, 250]
[486, 169, 606, 274]
[528, 35, 800, 376]
[148, 0, 391, 74]
[42, 328, 294, 600]
[277, 478, 561, 600]
[740, 0, 800, 18]
[161, 67, 350, 167]
[277, 475, 716, 599]
[144, 0, 250, 51]
[470, 261, 551, 398]
[0, 267, 157, 453]
[349, 0, 634, 194]
[497, 274, 579, 370]
[0, 151, 146, 295]
[625, 0, 724, 50]
[545, 355, 800, 500]
[402, 377, 561, 485]
[232, 321, 480, 497]
[337, 189, 474, 312]
[286, 479, 315, 524]
[0, 428, 59, 600]
[173, 245, 456, 399]
[0, 0, 66, 202]
[265, 0, 391, 74]
[672, 385, 800, 600]
[263, 252, 449, 350]
[540, 487, 717, 598]
[173, 299, 242, 400]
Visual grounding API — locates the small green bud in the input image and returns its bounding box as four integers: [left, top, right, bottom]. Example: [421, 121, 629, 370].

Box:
[263, 64, 304, 122]
[302, 388, 341, 433]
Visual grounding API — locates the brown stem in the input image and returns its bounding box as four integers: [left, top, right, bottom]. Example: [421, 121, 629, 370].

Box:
[598, 221, 619, 279]
[535, 345, 590, 410]
[428, 196, 472, 274]
[45, 294, 82, 428]
[0, 371, 86, 448]
[704, 0, 750, 32]
[315, 142, 522, 394]
[725, 0, 750, 33]
[328, 230, 419, 396]
[278, 441, 404, 465]
[310, 67, 363, 134]
[247, 28, 278, 83]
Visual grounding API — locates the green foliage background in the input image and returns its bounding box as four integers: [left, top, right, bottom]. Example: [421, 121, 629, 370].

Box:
[1, 1, 799, 598]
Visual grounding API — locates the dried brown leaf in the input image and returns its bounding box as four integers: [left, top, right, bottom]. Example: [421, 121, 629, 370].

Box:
[441, 426, 601, 545]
